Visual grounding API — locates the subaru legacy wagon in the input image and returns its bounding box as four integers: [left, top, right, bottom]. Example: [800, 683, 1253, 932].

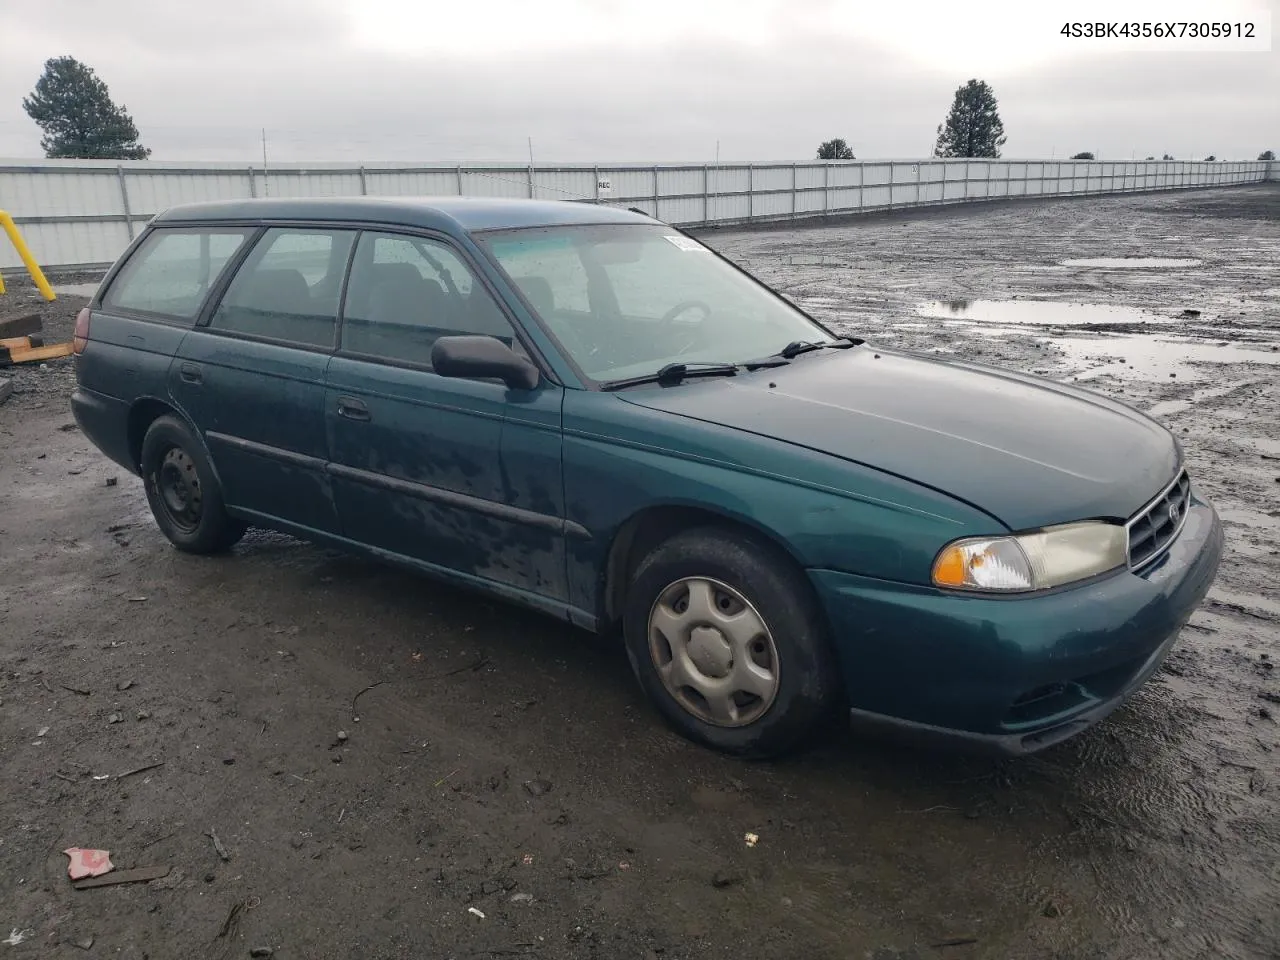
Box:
[71, 197, 1223, 757]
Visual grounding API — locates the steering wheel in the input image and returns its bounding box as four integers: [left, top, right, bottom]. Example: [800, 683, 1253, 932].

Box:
[659, 300, 712, 356]
[659, 299, 712, 327]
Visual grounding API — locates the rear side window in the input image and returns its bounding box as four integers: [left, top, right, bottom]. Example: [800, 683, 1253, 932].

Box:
[102, 228, 251, 320]
[210, 228, 356, 348]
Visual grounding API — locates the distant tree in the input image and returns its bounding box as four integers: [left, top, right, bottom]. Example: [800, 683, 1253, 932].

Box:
[22, 56, 150, 159]
[1162, 153, 1175, 160]
[1259, 150, 1275, 160]
[816, 138, 855, 160]
[1203, 155, 1216, 161]
[1070, 151, 1095, 160]
[1144, 156, 1155, 160]
[933, 80, 1006, 158]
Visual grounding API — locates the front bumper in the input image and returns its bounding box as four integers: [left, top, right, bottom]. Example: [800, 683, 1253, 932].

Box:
[809, 494, 1224, 755]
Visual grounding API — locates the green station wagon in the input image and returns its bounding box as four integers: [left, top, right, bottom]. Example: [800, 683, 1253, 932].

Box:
[71, 197, 1223, 757]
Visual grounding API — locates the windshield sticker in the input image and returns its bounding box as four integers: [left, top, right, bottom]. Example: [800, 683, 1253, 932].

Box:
[663, 235, 709, 252]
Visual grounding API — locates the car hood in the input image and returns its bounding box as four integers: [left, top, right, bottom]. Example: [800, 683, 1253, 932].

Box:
[618, 346, 1179, 530]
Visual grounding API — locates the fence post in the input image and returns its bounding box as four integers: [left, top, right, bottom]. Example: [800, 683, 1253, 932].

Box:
[915, 162, 922, 206]
[358, 166, 368, 195]
[791, 163, 798, 217]
[823, 163, 830, 216]
[747, 164, 754, 220]
[857, 161, 864, 211]
[703, 164, 710, 223]
[115, 166, 135, 240]
[247, 167, 256, 198]
[962, 160, 969, 200]
[456, 165, 464, 197]
[653, 165, 660, 218]
[528, 161, 535, 199]
[887, 161, 894, 212]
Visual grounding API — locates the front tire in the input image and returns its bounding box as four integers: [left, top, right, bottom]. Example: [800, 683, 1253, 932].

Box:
[140, 415, 245, 554]
[622, 526, 841, 758]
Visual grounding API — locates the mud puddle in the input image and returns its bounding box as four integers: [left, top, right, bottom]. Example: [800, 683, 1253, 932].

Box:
[1051, 335, 1280, 383]
[1061, 257, 1203, 268]
[916, 299, 1162, 326]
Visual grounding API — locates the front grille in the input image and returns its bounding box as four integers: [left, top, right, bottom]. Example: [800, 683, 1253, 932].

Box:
[1127, 470, 1191, 569]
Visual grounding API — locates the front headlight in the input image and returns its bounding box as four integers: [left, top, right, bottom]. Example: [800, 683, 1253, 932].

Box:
[932, 521, 1127, 593]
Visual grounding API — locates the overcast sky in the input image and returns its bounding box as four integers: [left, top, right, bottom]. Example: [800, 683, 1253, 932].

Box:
[0, 0, 1275, 164]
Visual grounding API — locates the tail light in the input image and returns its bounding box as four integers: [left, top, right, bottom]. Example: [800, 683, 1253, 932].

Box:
[73, 307, 91, 355]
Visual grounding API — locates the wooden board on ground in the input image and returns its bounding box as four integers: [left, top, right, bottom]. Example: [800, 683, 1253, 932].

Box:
[0, 341, 72, 366]
[72, 865, 171, 889]
[0, 312, 41, 338]
[0, 334, 43, 350]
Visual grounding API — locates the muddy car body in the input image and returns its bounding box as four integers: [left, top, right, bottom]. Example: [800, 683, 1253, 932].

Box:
[70, 197, 1223, 757]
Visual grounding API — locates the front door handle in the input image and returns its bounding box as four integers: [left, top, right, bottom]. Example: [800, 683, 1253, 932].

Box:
[179, 362, 202, 385]
[336, 396, 370, 421]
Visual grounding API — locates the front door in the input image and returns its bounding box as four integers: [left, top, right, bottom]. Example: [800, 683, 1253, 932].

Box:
[325, 230, 568, 605]
[170, 226, 356, 537]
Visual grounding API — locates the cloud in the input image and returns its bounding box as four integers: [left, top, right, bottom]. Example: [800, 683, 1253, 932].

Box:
[0, 0, 1274, 162]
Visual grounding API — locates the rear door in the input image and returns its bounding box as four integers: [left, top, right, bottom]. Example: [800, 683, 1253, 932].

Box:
[78, 226, 254, 433]
[169, 226, 356, 537]
[325, 229, 568, 605]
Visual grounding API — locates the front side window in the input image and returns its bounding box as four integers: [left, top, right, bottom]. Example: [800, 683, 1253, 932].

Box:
[210, 228, 356, 348]
[341, 232, 516, 366]
[479, 225, 835, 382]
[102, 228, 252, 320]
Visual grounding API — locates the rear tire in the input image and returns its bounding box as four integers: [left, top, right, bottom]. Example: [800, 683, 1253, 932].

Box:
[140, 415, 245, 554]
[622, 526, 841, 758]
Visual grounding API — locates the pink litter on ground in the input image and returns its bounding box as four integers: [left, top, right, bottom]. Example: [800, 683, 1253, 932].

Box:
[64, 848, 113, 879]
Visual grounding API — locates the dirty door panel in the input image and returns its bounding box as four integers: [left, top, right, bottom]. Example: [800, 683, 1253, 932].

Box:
[169, 227, 356, 536]
[326, 230, 567, 600]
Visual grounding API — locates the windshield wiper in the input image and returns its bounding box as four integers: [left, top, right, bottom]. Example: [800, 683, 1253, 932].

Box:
[601, 361, 742, 391]
[775, 337, 857, 359]
[768, 335, 860, 358]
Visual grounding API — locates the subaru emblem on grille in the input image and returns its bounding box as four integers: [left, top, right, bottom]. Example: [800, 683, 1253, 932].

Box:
[1168, 501, 1181, 524]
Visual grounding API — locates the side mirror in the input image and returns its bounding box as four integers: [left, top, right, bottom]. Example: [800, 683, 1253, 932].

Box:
[431, 335, 540, 391]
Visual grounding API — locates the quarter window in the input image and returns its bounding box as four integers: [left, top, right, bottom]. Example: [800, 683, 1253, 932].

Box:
[102, 228, 251, 320]
[210, 228, 356, 348]
[341, 232, 517, 366]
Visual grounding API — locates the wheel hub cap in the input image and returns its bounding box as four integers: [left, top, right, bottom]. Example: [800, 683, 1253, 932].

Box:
[647, 576, 780, 728]
[688, 626, 733, 679]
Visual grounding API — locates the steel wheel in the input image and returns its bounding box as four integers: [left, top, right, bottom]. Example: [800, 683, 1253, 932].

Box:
[153, 445, 203, 534]
[647, 576, 780, 727]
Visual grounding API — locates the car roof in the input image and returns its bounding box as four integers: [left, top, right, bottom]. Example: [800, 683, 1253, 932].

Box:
[151, 196, 659, 233]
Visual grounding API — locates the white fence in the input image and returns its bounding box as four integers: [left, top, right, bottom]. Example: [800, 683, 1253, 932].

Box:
[0, 157, 1273, 271]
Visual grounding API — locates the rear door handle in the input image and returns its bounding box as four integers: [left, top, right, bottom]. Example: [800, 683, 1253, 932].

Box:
[179, 362, 202, 385]
[336, 396, 370, 421]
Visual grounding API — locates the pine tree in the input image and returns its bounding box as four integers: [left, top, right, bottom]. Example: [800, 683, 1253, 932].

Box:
[933, 80, 1006, 159]
[816, 138, 855, 160]
[22, 57, 150, 160]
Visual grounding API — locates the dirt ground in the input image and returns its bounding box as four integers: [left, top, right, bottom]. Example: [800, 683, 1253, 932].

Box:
[1, 186, 1277, 960]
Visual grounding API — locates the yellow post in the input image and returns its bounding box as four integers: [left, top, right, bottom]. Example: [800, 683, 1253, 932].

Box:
[0, 210, 56, 301]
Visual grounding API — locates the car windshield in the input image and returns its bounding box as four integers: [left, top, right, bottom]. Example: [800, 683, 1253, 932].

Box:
[477, 223, 838, 383]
